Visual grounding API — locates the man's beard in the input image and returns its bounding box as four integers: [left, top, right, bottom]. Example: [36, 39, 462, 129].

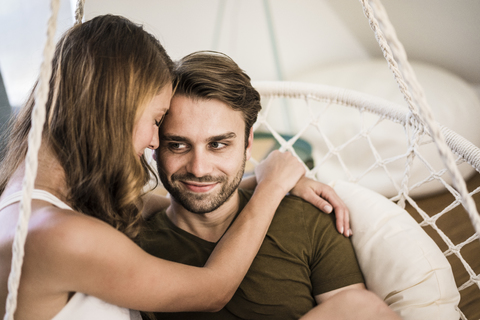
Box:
[159, 156, 246, 214]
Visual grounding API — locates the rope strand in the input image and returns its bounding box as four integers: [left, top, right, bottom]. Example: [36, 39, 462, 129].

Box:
[358, 0, 480, 239]
[74, 0, 85, 26]
[3, 0, 61, 319]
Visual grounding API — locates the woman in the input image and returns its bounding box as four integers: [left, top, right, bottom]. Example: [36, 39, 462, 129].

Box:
[0, 15, 349, 319]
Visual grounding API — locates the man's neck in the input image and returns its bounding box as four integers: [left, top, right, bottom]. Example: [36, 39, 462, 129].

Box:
[166, 190, 241, 243]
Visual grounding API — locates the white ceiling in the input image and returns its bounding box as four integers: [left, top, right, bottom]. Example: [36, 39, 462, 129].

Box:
[1, 0, 479, 107]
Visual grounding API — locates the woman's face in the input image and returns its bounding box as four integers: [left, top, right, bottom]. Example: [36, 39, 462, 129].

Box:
[132, 84, 173, 158]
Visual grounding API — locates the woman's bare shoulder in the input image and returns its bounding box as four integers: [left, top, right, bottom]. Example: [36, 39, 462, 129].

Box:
[28, 202, 118, 249]
[21, 202, 135, 290]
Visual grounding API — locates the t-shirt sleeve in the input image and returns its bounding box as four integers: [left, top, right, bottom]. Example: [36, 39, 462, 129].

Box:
[303, 200, 365, 296]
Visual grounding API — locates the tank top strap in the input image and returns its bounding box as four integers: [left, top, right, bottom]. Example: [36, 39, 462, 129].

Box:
[0, 189, 73, 211]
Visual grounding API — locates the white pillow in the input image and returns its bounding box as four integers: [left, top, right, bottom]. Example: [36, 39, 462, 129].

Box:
[289, 59, 480, 198]
[331, 180, 460, 320]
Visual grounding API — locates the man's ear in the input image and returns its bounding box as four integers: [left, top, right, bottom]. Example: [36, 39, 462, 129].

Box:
[246, 128, 254, 161]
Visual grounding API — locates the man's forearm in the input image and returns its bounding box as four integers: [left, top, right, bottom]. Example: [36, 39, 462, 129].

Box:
[300, 289, 400, 320]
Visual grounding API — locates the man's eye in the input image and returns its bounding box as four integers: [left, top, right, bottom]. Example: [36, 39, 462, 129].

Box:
[169, 142, 187, 151]
[210, 142, 227, 149]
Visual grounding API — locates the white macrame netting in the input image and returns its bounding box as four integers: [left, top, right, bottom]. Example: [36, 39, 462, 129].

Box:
[358, 0, 479, 233]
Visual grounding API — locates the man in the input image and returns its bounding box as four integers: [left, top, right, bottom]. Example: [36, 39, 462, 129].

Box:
[140, 51, 400, 319]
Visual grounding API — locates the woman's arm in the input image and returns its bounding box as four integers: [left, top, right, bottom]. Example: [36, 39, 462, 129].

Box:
[36, 150, 304, 312]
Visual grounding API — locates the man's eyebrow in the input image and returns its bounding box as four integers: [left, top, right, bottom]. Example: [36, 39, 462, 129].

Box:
[160, 134, 187, 142]
[207, 132, 236, 142]
[160, 132, 237, 142]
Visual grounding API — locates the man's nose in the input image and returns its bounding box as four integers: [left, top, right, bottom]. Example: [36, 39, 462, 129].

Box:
[186, 148, 212, 178]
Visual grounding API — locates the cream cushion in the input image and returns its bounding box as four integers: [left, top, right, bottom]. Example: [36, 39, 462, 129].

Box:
[331, 180, 460, 320]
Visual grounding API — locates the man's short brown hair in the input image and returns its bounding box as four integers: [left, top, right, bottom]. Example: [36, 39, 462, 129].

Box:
[173, 51, 261, 146]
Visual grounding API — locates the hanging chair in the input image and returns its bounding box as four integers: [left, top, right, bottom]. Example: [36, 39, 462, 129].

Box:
[251, 80, 480, 320]
[248, 1, 480, 319]
[3, 0, 479, 319]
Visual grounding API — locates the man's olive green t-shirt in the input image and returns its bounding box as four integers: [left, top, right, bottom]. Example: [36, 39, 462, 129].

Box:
[140, 189, 364, 319]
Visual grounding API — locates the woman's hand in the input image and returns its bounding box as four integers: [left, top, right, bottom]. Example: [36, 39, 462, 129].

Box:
[254, 150, 305, 196]
[290, 176, 351, 237]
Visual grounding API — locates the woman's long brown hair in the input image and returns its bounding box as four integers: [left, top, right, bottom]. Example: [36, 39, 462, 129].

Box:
[0, 15, 174, 240]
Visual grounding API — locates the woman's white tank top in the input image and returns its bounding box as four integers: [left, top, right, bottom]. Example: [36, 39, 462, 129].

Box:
[0, 189, 141, 320]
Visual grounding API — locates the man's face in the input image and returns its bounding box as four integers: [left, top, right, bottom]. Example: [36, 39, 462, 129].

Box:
[157, 95, 252, 214]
